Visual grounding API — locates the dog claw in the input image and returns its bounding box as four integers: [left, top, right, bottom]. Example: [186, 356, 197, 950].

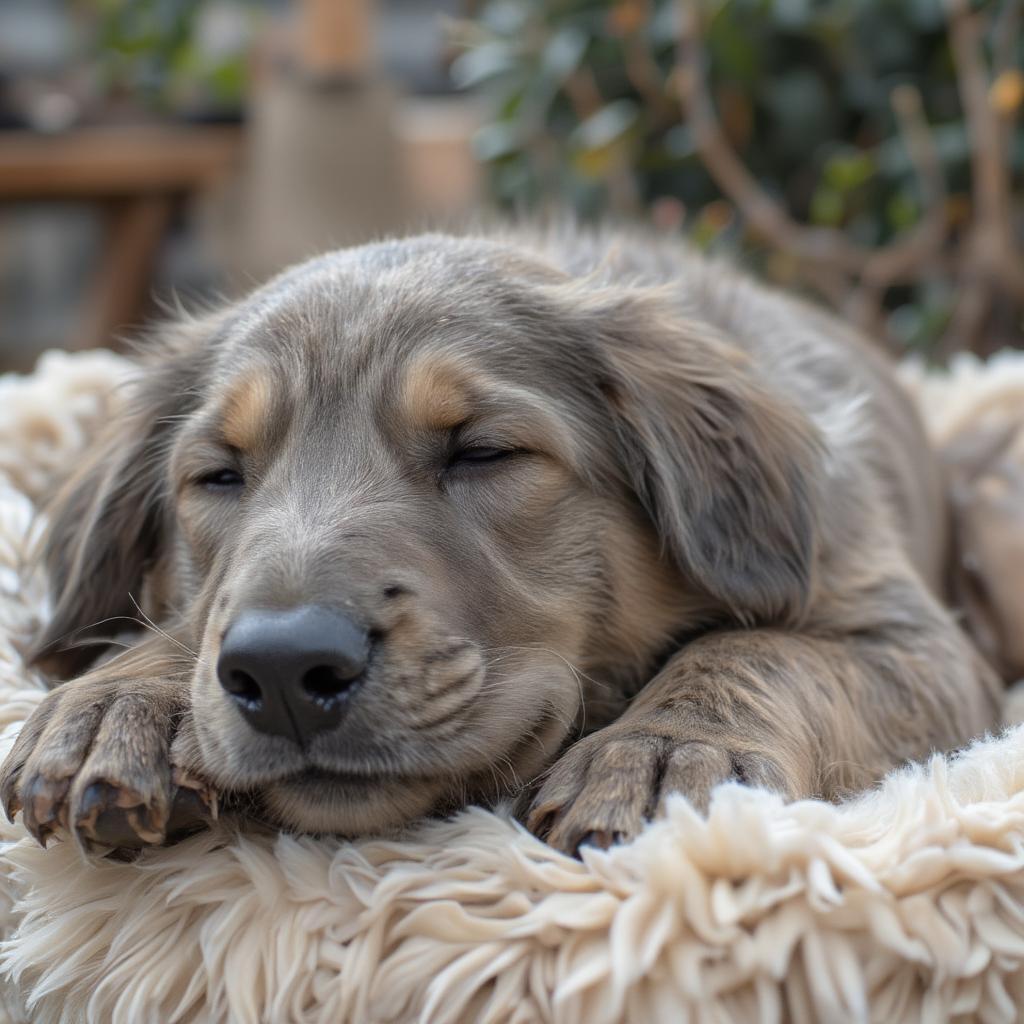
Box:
[126, 808, 166, 846]
[74, 781, 168, 849]
[73, 781, 105, 837]
[172, 767, 218, 820]
[21, 775, 70, 845]
[577, 829, 620, 852]
[166, 770, 218, 841]
[1, 780, 21, 824]
[32, 826, 54, 848]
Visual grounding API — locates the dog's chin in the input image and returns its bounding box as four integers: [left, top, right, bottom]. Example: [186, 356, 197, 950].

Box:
[259, 771, 446, 835]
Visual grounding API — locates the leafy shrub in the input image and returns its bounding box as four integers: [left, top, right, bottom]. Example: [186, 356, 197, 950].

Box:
[453, 0, 1023, 355]
[92, 0, 256, 119]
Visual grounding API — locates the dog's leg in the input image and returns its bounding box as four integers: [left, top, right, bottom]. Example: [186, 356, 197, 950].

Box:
[528, 574, 1002, 855]
[0, 632, 215, 852]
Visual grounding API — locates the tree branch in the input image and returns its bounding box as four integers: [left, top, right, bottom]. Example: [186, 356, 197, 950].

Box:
[949, 0, 1024, 297]
[940, 0, 1024, 352]
[675, 1, 955, 298]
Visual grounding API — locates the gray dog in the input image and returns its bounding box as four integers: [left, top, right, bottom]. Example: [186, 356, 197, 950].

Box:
[0, 227, 1002, 854]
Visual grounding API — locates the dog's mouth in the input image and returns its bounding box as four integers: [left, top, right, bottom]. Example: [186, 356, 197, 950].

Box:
[283, 766, 420, 788]
[256, 765, 448, 834]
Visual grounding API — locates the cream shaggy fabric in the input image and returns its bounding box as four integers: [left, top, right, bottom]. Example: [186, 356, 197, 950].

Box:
[1, 350, 1024, 1024]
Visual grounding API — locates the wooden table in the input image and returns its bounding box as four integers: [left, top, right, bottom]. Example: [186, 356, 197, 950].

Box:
[0, 124, 242, 349]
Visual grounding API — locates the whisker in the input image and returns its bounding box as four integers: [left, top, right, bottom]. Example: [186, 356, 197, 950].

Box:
[39, 614, 161, 654]
[480, 643, 612, 694]
[61, 637, 136, 653]
[482, 645, 594, 738]
[127, 594, 198, 660]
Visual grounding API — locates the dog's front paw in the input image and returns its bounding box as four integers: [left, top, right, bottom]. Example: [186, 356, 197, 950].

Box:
[527, 728, 787, 856]
[0, 676, 216, 852]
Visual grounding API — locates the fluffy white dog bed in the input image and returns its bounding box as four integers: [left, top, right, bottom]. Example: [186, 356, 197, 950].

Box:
[2, 350, 1024, 1024]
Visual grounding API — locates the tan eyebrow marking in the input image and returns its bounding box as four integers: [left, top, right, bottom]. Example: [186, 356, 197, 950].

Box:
[221, 371, 274, 451]
[401, 354, 478, 431]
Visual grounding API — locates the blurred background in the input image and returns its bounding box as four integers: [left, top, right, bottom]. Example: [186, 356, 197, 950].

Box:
[0, 0, 1020, 372]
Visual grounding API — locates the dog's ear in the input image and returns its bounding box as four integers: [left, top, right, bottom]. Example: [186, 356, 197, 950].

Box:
[32, 318, 215, 678]
[586, 290, 823, 624]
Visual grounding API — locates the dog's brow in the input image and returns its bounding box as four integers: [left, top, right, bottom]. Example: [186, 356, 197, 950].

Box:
[401, 355, 477, 430]
[401, 352, 581, 463]
[221, 371, 274, 450]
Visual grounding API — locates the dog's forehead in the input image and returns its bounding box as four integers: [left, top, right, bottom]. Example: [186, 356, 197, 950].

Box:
[207, 244, 575, 420]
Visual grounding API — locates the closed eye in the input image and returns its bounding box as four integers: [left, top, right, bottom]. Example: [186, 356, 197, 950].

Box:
[197, 467, 245, 490]
[448, 446, 518, 468]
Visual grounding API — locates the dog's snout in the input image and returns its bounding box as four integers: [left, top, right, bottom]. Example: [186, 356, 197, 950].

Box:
[217, 606, 370, 743]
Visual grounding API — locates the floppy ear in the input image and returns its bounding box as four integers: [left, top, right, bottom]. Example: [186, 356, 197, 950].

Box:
[32, 318, 213, 678]
[588, 291, 823, 625]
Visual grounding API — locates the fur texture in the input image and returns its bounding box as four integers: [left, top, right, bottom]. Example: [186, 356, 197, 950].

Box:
[0, 231, 1004, 856]
[1, 350, 1023, 1024]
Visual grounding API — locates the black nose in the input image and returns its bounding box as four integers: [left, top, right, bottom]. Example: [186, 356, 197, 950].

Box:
[217, 606, 370, 744]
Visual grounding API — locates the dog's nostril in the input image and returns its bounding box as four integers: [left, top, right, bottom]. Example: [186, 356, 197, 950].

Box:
[301, 665, 354, 705]
[382, 584, 408, 600]
[223, 669, 262, 708]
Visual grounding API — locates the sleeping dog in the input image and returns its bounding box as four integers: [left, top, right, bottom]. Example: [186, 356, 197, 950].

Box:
[0, 228, 1003, 855]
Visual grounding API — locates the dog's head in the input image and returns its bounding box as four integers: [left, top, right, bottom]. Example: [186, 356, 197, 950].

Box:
[33, 234, 822, 832]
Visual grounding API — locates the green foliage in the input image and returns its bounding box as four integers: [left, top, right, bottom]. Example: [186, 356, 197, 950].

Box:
[454, 0, 1023, 352]
[90, 0, 256, 118]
